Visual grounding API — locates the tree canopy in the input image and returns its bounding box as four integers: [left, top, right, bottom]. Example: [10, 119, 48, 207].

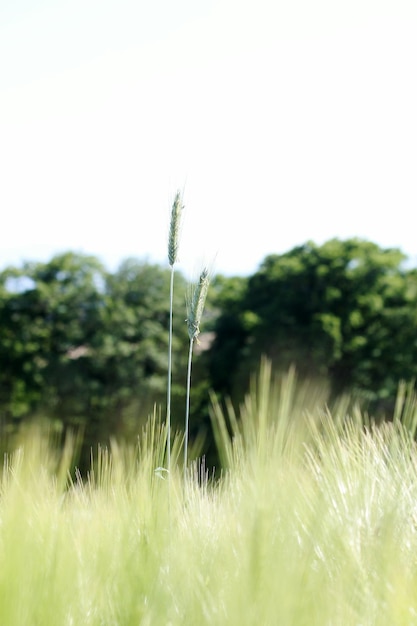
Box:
[0, 253, 190, 459]
[1, 238, 417, 461]
[208, 239, 417, 407]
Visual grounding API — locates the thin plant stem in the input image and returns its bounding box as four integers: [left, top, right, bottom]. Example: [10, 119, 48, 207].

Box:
[166, 265, 175, 475]
[184, 336, 194, 482]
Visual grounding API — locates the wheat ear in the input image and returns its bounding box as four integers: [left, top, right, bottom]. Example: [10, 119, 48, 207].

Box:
[168, 191, 183, 267]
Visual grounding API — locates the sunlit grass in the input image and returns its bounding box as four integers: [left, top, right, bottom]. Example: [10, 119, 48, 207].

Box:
[2, 363, 417, 624]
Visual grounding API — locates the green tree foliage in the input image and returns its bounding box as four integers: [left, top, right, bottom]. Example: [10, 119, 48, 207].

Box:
[2, 239, 417, 460]
[0, 254, 189, 454]
[94, 258, 189, 436]
[206, 274, 249, 394]
[0, 253, 105, 422]
[209, 239, 417, 406]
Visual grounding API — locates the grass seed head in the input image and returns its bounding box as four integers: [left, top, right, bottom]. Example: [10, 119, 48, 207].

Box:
[187, 267, 210, 341]
[168, 191, 184, 267]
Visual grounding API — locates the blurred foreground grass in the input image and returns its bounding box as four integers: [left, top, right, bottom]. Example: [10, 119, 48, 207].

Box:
[1, 361, 417, 625]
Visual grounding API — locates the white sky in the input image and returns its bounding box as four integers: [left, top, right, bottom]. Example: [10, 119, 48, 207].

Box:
[1, 0, 416, 278]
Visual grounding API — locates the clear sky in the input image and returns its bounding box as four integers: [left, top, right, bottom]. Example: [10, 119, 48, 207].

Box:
[1, 0, 416, 278]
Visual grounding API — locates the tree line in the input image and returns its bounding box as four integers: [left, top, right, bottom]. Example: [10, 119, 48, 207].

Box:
[0, 253, 191, 458]
[209, 238, 417, 410]
[1, 238, 417, 463]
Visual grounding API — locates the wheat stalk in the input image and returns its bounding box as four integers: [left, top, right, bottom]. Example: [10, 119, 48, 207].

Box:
[166, 191, 183, 475]
[184, 267, 210, 480]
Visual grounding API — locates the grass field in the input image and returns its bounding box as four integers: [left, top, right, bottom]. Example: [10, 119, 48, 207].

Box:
[1, 361, 417, 625]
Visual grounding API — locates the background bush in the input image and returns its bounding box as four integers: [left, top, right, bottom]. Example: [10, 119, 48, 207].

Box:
[1, 237, 417, 463]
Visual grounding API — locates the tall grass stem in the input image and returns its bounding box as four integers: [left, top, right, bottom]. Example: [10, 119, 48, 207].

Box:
[167, 191, 183, 476]
[184, 267, 210, 480]
[167, 266, 175, 474]
[184, 337, 194, 482]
